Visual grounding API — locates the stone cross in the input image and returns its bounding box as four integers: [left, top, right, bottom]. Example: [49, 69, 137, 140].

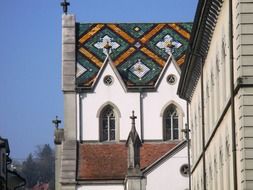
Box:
[61, 0, 70, 14]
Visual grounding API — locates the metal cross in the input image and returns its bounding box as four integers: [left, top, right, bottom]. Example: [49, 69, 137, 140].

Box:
[52, 116, 61, 129]
[61, 0, 70, 14]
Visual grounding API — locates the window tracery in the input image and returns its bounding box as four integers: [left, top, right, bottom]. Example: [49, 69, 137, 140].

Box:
[163, 104, 179, 140]
[100, 105, 116, 142]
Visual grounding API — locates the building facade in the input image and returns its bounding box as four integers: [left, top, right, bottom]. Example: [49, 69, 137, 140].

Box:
[0, 137, 9, 190]
[0, 137, 26, 190]
[178, 0, 253, 189]
[55, 11, 193, 190]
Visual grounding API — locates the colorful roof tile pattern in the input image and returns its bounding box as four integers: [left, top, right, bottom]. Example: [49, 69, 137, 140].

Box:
[76, 23, 192, 88]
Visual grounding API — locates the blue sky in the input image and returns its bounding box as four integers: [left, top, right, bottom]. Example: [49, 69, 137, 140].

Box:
[0, 0, 198, 160]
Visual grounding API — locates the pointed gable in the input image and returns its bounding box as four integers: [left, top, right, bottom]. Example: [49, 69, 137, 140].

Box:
[91, 56, 127, 92]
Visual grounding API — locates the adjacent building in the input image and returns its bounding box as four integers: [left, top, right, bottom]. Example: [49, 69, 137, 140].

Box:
[178, 0, 253, 189]
[0, 137, 26, 190]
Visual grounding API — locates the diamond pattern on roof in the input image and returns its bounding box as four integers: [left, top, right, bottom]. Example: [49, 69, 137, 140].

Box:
[130, 59, 151, 79]
[76, 23, 192, 88]
[118, 51, 162, 86]
[156, 34, 182, 54]
[76, 62, 87, 78]
[94, 35, 120, 55]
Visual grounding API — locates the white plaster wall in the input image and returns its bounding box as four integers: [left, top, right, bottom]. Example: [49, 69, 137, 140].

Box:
[189, 80, 202, 165]
[143, 60, 187, 140]
[191, 162, 203, 190]
[189, 0, 230, 163]
[78, 58, 186, 141]
[78, 60, 140, 141]
[77, 184, 124, 190]
[189, 1, 236, 189]
[204, 110, 232, 190]
[202, 0, 230, 128]
[145, 146, 188, 190]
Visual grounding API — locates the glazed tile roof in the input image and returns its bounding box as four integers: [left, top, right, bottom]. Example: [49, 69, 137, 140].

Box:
[76, 23, 192, 89]
[77, 142, 180, 180]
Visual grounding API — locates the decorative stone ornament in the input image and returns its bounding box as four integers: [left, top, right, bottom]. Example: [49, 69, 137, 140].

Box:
[180, 164, 189, 177]
[103, 75, 114, 86]
[167, 74, 177, 85]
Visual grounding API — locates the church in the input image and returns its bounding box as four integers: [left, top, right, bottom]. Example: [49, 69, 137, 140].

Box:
[54, 1, 192, 190]
[55, 0, 253, 189]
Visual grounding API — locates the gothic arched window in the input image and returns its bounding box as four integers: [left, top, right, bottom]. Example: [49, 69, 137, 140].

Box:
[163, 104, 179, 140]
[100, 105, 116, 142]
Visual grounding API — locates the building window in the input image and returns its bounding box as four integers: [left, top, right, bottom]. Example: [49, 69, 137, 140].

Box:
[100, 105, 116, 141]
[180, 164, 189, 177]
[167, 74, 177, 85]
[103, 75, 113, 86]
[163, 104, 179, 140]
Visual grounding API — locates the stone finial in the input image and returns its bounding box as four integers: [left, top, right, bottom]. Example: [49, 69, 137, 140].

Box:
[127, 111, 141, 145]
[126, 111, 142, 175]
[52, 116, 64, 145]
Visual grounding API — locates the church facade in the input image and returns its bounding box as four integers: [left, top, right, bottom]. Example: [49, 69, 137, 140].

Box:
[54, 11, 192, 190]
[178, 0, 253, 189]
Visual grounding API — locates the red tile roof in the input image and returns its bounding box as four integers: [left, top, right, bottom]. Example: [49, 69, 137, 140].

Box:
[32, 183, 49, 190]
[77, 141, 179, 180]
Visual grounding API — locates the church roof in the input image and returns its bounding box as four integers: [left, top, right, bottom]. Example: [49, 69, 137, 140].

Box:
[76, 23, 192, 90]
[77, 141, 182, 181]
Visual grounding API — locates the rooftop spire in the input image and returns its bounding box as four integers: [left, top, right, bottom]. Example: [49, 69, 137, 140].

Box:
[126, 111, 142, 179]
[61, 0, 70, 14]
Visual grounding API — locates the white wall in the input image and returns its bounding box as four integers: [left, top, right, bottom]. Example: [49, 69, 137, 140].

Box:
[77, 184, 124, 190]
[77, 58, 186, 141]
[189, 0, 236, 189]
[145, 146, 188, 190]
[143, 60, 187, 140]
[78, 60, 140, 141]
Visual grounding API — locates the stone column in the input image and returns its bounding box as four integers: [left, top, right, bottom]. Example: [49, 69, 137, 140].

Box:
[61, 14, 77, 190]
[62, 14, 76, 140]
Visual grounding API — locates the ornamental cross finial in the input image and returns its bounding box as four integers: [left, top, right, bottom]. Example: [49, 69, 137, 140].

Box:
[61, 0, 70, 14]
[130, 111, 137, 131]
[52, 116, 61, 129]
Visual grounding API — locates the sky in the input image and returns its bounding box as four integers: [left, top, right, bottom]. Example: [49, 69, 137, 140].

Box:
[0, 0, 198, 161]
